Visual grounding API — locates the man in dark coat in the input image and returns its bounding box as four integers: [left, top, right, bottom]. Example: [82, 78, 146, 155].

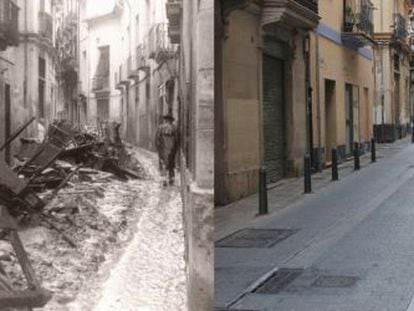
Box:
[155, 115, 179, 186]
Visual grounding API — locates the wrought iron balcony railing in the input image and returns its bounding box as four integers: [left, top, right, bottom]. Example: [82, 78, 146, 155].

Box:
[343, 0, 373, 36]
[148, 23, 175, 64]
[0, 0, 19, 50]
[39, 11, 53, 41]
[342, 0, 374, 48]
[136, 43, 149, 71]
[393, 13, 408, 41]
[293, 0, 318, 14]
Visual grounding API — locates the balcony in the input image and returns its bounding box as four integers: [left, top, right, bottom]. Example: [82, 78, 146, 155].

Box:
[261, 0, 320, 31]
[119, 63, 130, 86]
[114, 69, 122, 91]
[341, 0, 375, 48]
[92, 75, 110, 92]
[127, 55, 139, 81]
[39, 11, 53, 42]
[56, 13, 78, 71]
[393, 13, 408, 44]
[136, 43, 149, 73]
[0, 0, 19, 51]
[166, 0, 181, 43]
[293, 0, 318, 12]
[148, 23, 175, 64]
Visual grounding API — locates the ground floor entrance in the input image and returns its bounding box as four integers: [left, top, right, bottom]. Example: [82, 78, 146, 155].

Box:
[262, 53, 285, 183]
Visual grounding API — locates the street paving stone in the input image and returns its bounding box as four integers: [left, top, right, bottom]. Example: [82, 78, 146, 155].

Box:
[216, 138, 414, 311]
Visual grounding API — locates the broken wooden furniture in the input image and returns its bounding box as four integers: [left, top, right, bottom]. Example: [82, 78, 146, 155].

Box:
[0, 206, 52, 308]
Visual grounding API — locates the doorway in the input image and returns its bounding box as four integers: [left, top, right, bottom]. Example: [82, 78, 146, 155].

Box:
[262, 53, 285, 183]
[324, 79, 336, 162]
[345, 84, 354, 155]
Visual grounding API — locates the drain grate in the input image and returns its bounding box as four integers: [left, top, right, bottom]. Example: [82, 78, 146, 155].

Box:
[253, 268, 303, 294]
[312, 275, 359, 288]
[216, 229, 298, 248]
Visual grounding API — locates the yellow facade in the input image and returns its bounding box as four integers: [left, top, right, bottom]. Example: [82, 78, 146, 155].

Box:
[216, 1, 317, 205]
[311, 0, 375, 162]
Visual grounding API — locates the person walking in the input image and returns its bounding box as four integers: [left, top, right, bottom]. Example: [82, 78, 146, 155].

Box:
[155, 115, 179, 186]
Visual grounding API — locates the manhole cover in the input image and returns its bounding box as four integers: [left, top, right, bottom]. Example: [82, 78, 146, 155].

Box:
[253, 268, 303, 294]
[312, 275, 359, 288]
[216, 229, 298, 248]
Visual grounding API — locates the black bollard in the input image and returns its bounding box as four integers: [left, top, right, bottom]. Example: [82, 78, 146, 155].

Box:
[258, 167, 268, 215]
[332, 148, 338, 181]
[354, 142, 360, 171]
[304, 154, 312, 194]
[371, 138, 376, 163]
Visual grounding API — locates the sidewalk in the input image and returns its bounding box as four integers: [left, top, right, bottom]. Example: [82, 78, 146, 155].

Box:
[215, 137, 414, 310]
[215, 137, 411, 241]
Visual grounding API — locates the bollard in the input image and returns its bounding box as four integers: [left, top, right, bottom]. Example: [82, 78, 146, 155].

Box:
[354, 142, 360, 171]
[332, 148, 338, 181]
[371, 138, 376, 163]
[304, 154, 312, 194]
[258, 167, 268, 215]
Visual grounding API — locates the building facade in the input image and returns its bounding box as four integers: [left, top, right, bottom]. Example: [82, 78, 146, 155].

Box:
[372, 0, 413, 142]
[167, 0, 214, 309]
[215, 0, 320, 205]
[0, 0, 67, 164]
[79, 0, 178, 151]
[311, 0, 375, 166]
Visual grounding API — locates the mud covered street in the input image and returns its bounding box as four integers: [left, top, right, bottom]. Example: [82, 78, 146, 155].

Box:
[0, 147, 187, 310]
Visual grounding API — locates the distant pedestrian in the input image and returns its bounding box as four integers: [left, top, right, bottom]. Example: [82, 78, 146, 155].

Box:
[155, 115, 179, 186]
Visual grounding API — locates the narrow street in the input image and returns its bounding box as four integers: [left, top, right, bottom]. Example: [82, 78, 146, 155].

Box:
[62, 148, 188, 311]
[215, 140, 414, 311]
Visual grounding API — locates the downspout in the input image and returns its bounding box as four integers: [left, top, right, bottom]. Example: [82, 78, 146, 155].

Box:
[380, 0, 385, 130]
[77, 0, 82, 123]
[24, 0, 28, 110]
[315, 32, 322, 169]
[304, 34, 314, 167]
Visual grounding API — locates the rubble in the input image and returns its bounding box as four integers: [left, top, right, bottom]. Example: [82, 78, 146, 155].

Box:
[0, 119, 146, 309]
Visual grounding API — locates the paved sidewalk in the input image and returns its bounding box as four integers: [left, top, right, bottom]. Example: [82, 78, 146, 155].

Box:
[215, 136, 414, 310]
[215, 137, 412, 241]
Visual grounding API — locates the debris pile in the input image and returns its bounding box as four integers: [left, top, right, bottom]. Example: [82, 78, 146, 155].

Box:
[0, 119, 145, 309]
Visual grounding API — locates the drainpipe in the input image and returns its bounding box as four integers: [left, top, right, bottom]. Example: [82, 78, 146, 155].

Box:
[304, 34, 314, 168]
[315, 32, 322, 169]
[24, 0, 28, 110]
[380, 0, 385, 142]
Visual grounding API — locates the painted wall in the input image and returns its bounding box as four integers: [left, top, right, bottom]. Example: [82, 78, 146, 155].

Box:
[218, 6, 309, 203]
[311, 0, 375, 162]
[222, 9, 261, 202]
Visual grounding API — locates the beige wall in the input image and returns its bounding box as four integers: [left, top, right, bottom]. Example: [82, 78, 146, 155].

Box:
[219, 6, 309, 203]
[223, 9, 261, 201]
[311, 0, 375, 162]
